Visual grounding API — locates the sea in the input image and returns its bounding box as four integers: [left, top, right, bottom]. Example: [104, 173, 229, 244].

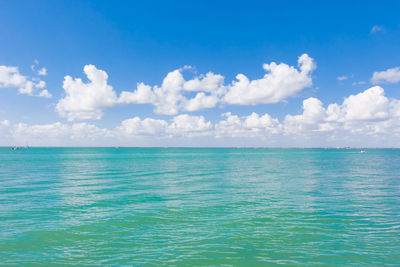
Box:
[0, 148, 399, 266]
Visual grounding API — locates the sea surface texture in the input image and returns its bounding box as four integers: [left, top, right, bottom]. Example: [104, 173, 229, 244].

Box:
[0, 148, 399, 266]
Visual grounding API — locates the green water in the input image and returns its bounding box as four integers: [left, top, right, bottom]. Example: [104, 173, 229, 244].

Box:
[0, 148, 399, 266]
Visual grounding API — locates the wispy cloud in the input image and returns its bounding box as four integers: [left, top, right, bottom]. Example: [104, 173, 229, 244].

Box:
[337, 75, 349, 81]
[352, 81, 366, 86]
[370, 25, 384, 34]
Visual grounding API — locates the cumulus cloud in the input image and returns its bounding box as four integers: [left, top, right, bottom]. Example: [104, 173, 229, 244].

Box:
[215, 112, 281, 138]
[183, 93, 219, 112]
[38, 89, 52, 98]
[116, 114, 212, 137]
[4, 85, 400, 146]
[120, 54, 315, 113]
[168, 114, 212, 136]
[56, 65, 118, 121]
[117, 117, 169, 136]
[118, 69, 225, 115]
[284, 97, 326, 134]
[223, 54, 315, 105]
[7, 114, 212, 145]
[371, 67, 400, 84]
[0, 65, 51, 98]
[57, 55, 315, 120]
[283, 86, 400, 135]
[210, 86, 400, 140]
[336, 86, 389, 121]
[60, 65, 225, 120]
[46, 60, 400, 146]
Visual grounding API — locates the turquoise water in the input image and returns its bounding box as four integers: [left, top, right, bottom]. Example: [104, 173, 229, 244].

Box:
[0, 148, 399, 266]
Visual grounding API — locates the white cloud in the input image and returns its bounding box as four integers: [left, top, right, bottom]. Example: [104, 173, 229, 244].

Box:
[31, 60, 39, 72]
[31, 60, 48, 76]
[38, 89, 52, 98]
[12, 122, 113, 146]
[284, 97, 326, 134]
[0, 65, 50, 97]
[117, 117, 169, 136]
[56, 85, 400, 143]
[54, 64, 224, 128]
[168, 114, 212, 136]
[0, 119, 10, 133]
[46, 61, 400, 146]
[337, 86, 389, 121]
[116, 114, 211, 138]
[1, 120, 9, 127]
[337, 76, 349, 81]
[352, 81, 366, 86]
[223, 54, 315, 105]
[283, 86, 400, 136]
[0, 66, 26, 87]
[118, 83, 155, 104]
[118, 69, 225, 115]
[183, 72, 225, 94]
[118, 54, 314, 115]
[182, 93, 219, 112]
[371, 67, 400, 84]
[215, 112, 281, 138]
[38, 67, 47, 76]
[370, 25, 384, 34]
[7, 115, 212, 145]
[56, 64, 118, 121]
[58, 55, 315, 120]
[3, 85, 400, 147]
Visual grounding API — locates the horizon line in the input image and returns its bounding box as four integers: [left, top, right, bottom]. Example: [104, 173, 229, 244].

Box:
[2, 146, 400, 149]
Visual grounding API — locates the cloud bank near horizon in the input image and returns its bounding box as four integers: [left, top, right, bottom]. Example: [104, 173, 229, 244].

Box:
[2, 85, 400, 147]
[2, 54, 400, 147]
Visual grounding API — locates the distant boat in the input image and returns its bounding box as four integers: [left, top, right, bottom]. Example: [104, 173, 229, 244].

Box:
[360, 150, 366, 153]
[12, 146, 21, 150]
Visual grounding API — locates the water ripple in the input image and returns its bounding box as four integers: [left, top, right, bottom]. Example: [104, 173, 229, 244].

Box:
[0, 148, 399, 265]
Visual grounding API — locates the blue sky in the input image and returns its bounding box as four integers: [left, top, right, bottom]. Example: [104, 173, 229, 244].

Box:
[1, 0, 400, 146]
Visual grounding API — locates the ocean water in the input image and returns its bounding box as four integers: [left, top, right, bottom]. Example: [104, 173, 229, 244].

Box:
[0, 148, 399, 266]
